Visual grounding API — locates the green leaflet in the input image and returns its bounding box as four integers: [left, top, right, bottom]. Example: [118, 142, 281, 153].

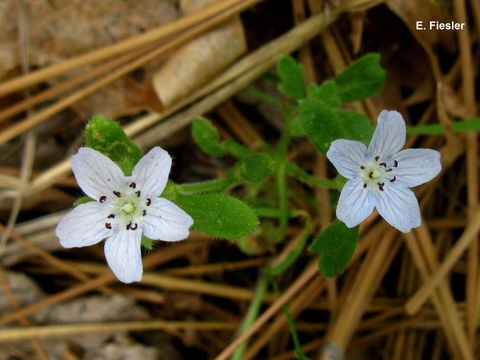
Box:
[85, 116, 142, 176]
[334, 53, 386, 103]
[333, 109, 374, 143]
[298, 99, 344, 154]
[309, 220, 358, 278]
[191, 117, 227, 157]
[308, 81, 342, 108]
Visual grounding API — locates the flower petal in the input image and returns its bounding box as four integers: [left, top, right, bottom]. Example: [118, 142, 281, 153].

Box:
[374, 183, 421, 233]
[336, 177, 375, 228]
[142, 198, 193, 241]
[367, 110, 406, 159]
[56, 202, 111, 248]
[391, 148, 441, 187]
[131, 147, 171, 198]
[104, 228, 143, 283]
[327, 139, 367, 179]
[71, 147, 125, 200]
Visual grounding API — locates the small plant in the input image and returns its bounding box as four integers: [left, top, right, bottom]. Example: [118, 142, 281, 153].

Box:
[56, 53, 446, 359]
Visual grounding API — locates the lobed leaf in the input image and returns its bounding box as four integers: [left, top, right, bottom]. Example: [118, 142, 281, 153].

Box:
[277, 55, 307, 100]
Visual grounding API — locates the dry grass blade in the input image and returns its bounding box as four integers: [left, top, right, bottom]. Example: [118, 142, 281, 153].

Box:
[0, 0, 264, 97]
[0, 321, 239, 342]
[0, 0, 266, 146]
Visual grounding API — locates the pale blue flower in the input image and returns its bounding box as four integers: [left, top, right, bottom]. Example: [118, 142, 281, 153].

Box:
[56, 147, 193, 283]
[327, 110, 441, 233]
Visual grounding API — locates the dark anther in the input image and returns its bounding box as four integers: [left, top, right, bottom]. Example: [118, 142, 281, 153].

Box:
[368, 172, 373, 179]
[108, 214, 115, 219]
[135, 191, 141, 197]
[143, 210, 147, 216]
[390, 176, 396, 182]
[393, 160, 398, 168]
[130, 223, 138, 230]
[363, 183, 367, 189]
[129, 182, 137, 189]
[360, 165, 365, 169]
[378, 182, 385, 191]
[105, 223, 112, 229]
[379, 162, 387, 167]
[146, 198, 151, 206]
[99, 196, 107, 203]
[375, 156, 379, 161]
[113, 191, 121, 197]
[126, 223, 131, 230]
[386, 169, 392, 172]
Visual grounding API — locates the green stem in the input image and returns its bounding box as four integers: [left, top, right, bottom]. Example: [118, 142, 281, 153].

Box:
[286, 162, 341, 189]
[254, 207, 296, 218]
[230, 273, 269, 360]
[178, 178, 228, 194]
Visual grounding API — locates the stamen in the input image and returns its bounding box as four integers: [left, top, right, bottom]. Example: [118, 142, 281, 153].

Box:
[146, 198, 151, 206]
[143, 210, 147, 216]
[386, 169, 392, 172]
[363, 183, 367, 189]
[360, 165, 365, 169]
[99, 196, 107, 203]
[375, 156, 379, 161]
[390, 176, 396, 182]
[129, 182, 137, 189]
[379, 162, 387, 167]
[107, 214, 115, 218]
[113, 191, 121, 197]
[126, 223, 131, 230]
[135, 191, 141, 197]
[105, 223, 112, 229]
[369, 172, 374, 179]
[393, 160, 398, 167]
[378, 182, 384, 191]
[130, 223, 138, 230]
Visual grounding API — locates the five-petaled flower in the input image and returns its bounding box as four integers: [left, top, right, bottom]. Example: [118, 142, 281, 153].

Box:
[326, 110, 441, 233]
[56, 147, 193, 283]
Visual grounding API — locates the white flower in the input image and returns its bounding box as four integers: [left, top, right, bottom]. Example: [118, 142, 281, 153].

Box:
[55, 147, 193, 283]
[326, 110, 441, 233]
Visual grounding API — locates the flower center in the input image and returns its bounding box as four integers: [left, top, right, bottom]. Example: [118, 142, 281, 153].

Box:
[101, 182, 152, 231]
[122, 202, 135, 215]
[360, 156, 398, 191]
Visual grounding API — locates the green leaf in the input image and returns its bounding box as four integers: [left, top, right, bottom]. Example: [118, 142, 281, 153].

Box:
[191, 117, 226, 157]
[334, 110, 374, 143]
[309, 220, 358, 278]
[141, 236, 153, 250]
[298, 99, 344, 154]
[277, 55, 306, 100]
[73, 196, 95, 206]
[175, 194, 259, 239]
[85, 116, 143, 176]
[308, 81, 341, 108]
[230, 154, 274, 183]
[334, 53, 385, 103]
[407, 118, 480, 135]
